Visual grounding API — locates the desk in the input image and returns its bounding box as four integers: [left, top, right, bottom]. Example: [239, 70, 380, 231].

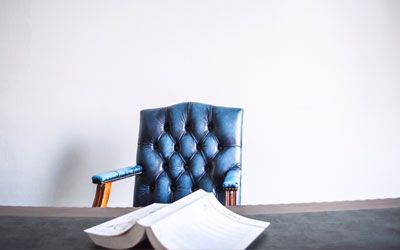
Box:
[1, 198, 400, 249]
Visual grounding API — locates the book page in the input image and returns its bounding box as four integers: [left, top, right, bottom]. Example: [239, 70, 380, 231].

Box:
[84, 203, 167, 237]
[146, 194, 270, 250]
[86, 224, 146, 250]
[137, 189, 210, 227]
[84, 203, 168, 250]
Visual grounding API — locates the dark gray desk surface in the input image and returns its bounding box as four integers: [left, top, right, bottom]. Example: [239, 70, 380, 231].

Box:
[1, 198, 400, 250]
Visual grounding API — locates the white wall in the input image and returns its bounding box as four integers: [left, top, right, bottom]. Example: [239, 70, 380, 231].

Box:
[1, 0, 399, 207]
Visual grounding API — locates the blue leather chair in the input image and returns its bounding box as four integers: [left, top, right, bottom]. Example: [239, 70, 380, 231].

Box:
[91, 102, 243, 207]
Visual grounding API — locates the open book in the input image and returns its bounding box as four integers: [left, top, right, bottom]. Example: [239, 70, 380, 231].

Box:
[84, 190, 269, 249]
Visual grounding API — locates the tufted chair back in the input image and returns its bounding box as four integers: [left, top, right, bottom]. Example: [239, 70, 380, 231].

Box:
[133, 102, 243, 206]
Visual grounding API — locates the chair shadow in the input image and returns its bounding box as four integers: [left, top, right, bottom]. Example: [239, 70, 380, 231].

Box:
[51, 141, 90, 206]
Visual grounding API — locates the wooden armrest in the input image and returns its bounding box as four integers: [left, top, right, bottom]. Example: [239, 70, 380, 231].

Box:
[91, 165, 142, 208]
[92, 183, 113, 208]
[224, 187, 238, 206]
[223, 167, 241, 206]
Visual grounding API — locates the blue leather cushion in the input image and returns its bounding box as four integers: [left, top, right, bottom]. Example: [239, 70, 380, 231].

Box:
[133, 102, 243, 206]
[223, 167, 241, 189]
[92, 166, 142, 184]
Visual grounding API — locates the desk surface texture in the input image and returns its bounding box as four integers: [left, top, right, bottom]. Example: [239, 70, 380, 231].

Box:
[1, 200, 400, 250]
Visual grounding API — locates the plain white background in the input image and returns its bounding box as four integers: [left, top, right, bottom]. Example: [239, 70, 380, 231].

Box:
[1, 0, 399, 207]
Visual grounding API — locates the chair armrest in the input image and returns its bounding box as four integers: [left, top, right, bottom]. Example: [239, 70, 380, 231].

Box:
[223, 168, 241, 206]
[223, 167, 241, 190]
[92, 165, 143, 184]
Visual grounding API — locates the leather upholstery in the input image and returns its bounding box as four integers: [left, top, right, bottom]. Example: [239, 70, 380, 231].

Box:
[223, 167, 241, 189]
[133, 102, 243, 206]
[92, 166, 143, 184]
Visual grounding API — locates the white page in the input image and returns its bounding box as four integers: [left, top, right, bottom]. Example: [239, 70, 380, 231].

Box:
[137, 189, 210, 227]
[146, 194, 269, 250]
[84, 203, 169, 250]
[84, 203, 167, 237]
[85, 224, 147, 250]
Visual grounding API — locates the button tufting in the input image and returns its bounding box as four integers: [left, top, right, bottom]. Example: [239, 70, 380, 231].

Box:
[185, 123, 190, 130]
[133, 102, 243, 207]
[164, 124, 170, 132]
